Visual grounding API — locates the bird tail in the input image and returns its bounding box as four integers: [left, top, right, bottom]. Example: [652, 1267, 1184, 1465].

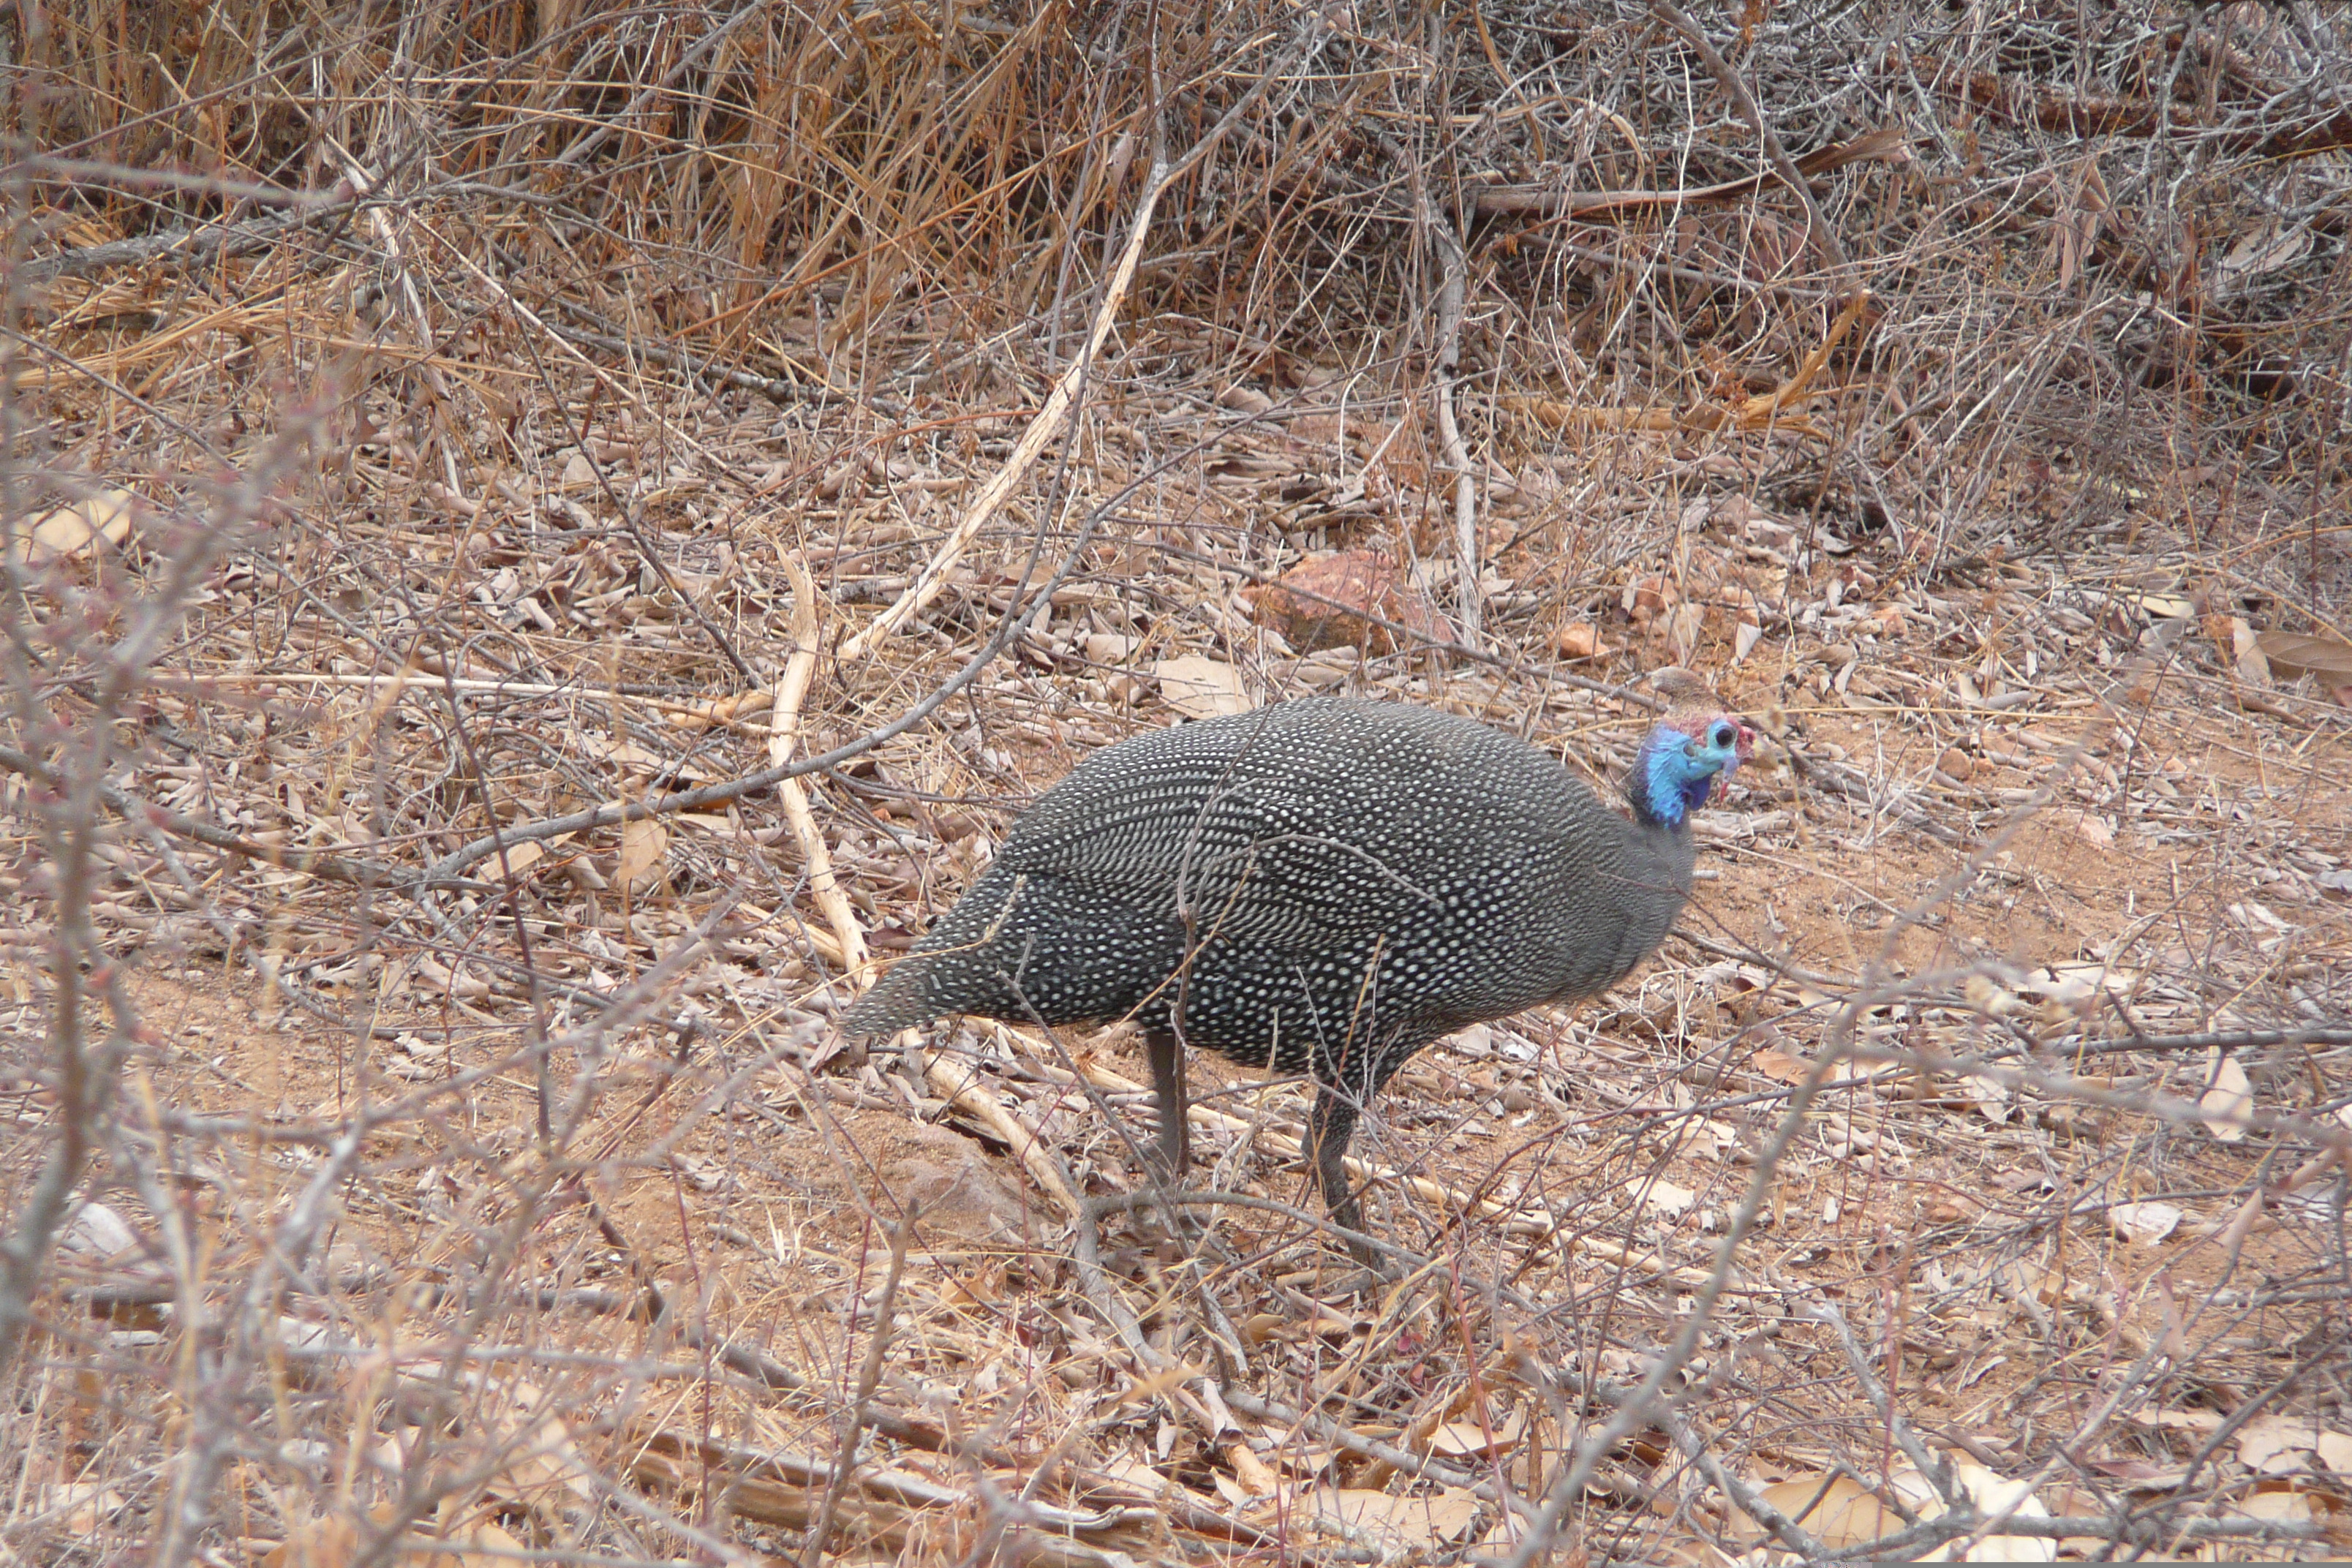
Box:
[840, 960, 935, 1037]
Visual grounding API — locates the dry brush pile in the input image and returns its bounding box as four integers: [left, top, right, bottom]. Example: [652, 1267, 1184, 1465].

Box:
[3, 0, 2352, 1563]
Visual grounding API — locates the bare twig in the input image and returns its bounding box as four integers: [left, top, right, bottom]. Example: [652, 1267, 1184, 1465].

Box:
[1651, 0, 1859, 289]
[838, 15, 1326, 666]
[771, 551, 869, 981]
[804, 1199, 916, 1567]
[1428, 172, 1482, 648]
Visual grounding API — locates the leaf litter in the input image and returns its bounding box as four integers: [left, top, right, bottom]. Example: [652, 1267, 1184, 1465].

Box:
[5, 4, 2352, 1565]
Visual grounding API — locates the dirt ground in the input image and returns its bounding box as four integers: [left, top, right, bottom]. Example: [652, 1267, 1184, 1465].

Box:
[26, 508, 2351, 1563]
[7, 3, 2352, 1557]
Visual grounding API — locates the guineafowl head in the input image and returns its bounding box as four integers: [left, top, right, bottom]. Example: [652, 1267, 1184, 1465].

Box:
[1630, 712, 1754, 827]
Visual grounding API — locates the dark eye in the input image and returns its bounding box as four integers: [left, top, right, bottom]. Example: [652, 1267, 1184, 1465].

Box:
[1711, 722, 1734, 747]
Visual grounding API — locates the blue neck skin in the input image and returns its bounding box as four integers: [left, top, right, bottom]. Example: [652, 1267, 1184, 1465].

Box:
[1632, 731, 1716, 829]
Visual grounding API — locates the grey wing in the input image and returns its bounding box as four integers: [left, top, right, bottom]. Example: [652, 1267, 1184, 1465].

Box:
[995, 722, 1444, 950]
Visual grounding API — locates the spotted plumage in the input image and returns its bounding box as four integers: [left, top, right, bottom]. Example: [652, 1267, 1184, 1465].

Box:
[844, 696, 1751, 1245]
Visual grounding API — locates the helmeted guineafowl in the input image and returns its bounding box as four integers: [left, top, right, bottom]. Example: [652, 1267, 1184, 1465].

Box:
[843, 696, 1752, 1247]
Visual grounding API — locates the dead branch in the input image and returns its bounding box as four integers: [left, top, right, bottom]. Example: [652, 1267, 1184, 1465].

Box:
[1471, 121, 1913, 219]
[1415, 150, 1483, 647]
[1963, 69, 2352, 159]
[838, 14, 1328, 667]
[1651, 0, 1858, 290]
[804, 1199, 915, 1566]
[771, 552, 870, 981]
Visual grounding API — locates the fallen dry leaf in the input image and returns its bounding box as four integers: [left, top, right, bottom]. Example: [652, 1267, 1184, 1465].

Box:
[1092, 1453, 1175, 1499]
[1887, 1461, 2057, 1563]
[617, 816, 670, 889]
[577, 733, 685, 776]
[2086, 1454, 2191, 1489]
[2210, 1488, 2315, 1561]
[2127, 589, 2198, 620]
[11, 488, 137, 568]
[2108, 1201, 2182, 1245]
[1153, 655, 1253, 718]
[2198, 1049, 2253, 1142]
[2235, 1414, 2352, 1476]
[421, 1507, 532, 1568]
[1667, 600, 1705, 663]
[1083, 630, 1141, 663]
[1744, 1473, 1899, 1550]
[2130, 1409, 2226, 1439]
[2211, 614, 2268, 683]
[64, 1202, 137, 1259]
[2220, 219, 2311, 276]
[496, 840, 547, 877]
[1964, 1081, 2027, 1134]
[263, 1512, 358, 1568]
[1426, 1409, 1526, 1460]
[1301, 1485, 1482, 1552]
[33, 1482, 128, 1537]
[1622, 1176, 1697, 1218]
[2255, 630, 2352, 686]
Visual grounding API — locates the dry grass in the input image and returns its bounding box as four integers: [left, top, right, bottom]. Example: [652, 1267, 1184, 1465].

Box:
[3, 1, 2351, 1563]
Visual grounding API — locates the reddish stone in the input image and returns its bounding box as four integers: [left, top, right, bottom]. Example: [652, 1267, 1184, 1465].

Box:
[1245, 549, 1454, 653]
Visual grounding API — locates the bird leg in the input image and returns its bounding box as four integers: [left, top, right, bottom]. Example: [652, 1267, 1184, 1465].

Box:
[1144, 1022, 1189, 1177]
[1140, 1022, 1199, 1247]
[1308, 1083, 1377, 1265]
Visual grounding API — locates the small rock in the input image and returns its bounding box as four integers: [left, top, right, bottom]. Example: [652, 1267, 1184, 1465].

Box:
[1557, 622, 1613, 661]
[1244, 549, 1452, 653]
[1623, 575, 1676, 625]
